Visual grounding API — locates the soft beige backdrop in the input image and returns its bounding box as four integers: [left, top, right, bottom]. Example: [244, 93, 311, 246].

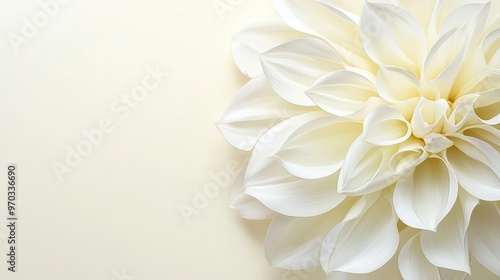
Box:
[0, 0, 330, 279]
[2, 1, 498, 280]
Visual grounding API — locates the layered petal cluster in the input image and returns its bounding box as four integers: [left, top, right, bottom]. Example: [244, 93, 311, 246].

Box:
[218, 0, 500, 279]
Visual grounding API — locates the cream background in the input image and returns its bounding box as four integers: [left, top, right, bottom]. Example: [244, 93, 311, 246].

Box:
[0, 1, 498, 280]
[0, 0, 313, 279]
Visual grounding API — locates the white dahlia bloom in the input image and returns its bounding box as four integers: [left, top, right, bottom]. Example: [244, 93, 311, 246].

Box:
[218, 0, 500, 279]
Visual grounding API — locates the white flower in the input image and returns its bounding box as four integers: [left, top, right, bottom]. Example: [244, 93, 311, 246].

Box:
[218, 0, 500, 279]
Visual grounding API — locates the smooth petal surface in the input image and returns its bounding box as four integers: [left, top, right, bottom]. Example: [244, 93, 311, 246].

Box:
[245, 162, 346, 217]
[394, 156, 458, 231]
[261, 37, 343, 106]
[229, 160, 275, 220]
[424, 3, 491, 99]
[473, 88, 500, 125]
[376, 66, 421, 119]
[338, 138, 399, 195]
[421, 203, 470, 273]
[306, 70, 383, 119]
[468, 202, 500, 277]
[276, 115, 362, 179]
[245, 111, 328, 178]
[232, 22, 305, 78]
[446, 134, 500, 201]
[361, 105, 412, 146]
[217, 76, 309, 150]
[360, 1, 426, 73]
[326, 227, 419, 280]
[265, 199, 352, 270]
[321, 195, 399, 273]
[482, 28, 500, 69]
[399, 234, 440, 280]
[274, 0, 374, 70]
[462, 125, 500, 153]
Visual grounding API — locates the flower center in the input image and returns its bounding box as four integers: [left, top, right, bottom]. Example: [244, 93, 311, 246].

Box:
[423, 133, 454, 153]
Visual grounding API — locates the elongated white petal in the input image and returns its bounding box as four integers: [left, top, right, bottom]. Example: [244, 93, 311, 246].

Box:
[326, 227, 419, 280]
[482, 28, 500, 69]
[399, 234, 440, 280]
[446, 134, 500, 201]
[316, 0, 362, 25]
[397, 0, 436, 34]
[361, 105, 412, 146]
[376, 66, 421, 119]
[394, 156, 458, 231]
[246, 162, 346, 217]
[232, 22, 305, 78]
[458, 188, 480, 233]
[425, 27, 470, 99]
[246, 111, 328, 177]
[437, 2, 490, 45]
[217, 76, 309, 150]
[474, 88, 500, 125]
[360, 1, 426, 73]
[468, 202, 500, 277]
[321, 195, 399, 273]
[275, 115, 362, 179]
[338, 138, 399, 195]
[443, 95, 479, 134]
[306, 70, 384, 119]
[462, 125, 500, 153]
[261, 37, 343, 106]
[426, 2, 490, 99]
[274, 0, 374, 70]
[421, 203, 470, 273]
[265, 199, 352, 270]
[229, 160, 275, 220]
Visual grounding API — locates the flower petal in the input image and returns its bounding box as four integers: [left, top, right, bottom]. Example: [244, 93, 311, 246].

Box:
[275, 115, 362, 179]
[411, 98, 449, 138]
[261, 37, 343, 106]
[274, 0, 374, 70]
[232, 22, 305, 78]
[468, 202, 500, 277]
[338, 138, 399, 195]
[361, 105, 412, 146]
[399, 234, 440, 280]
[473, 88, 500, 125]
[462, 125, 500, 153]
[394, 156, 458, 231]
[321, 194, 399, 273]
[360, 1, 426, 73]
[482, 28, 500, 69]
[229, 160, 275, 220]
[265, 199, 352, 270]
[326, 227, 419, 280]
[245, 162, 346, 217]
[306, 70, 384, 119]
[389, 138, 428, 175]
[376, 66, 421, 119]
[420, 203, 471, 273]
[446, 134, 500, 201]
[424, 3, 491, 99]
[245, 111, 328, 177]
[217, 76, 309, 150]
